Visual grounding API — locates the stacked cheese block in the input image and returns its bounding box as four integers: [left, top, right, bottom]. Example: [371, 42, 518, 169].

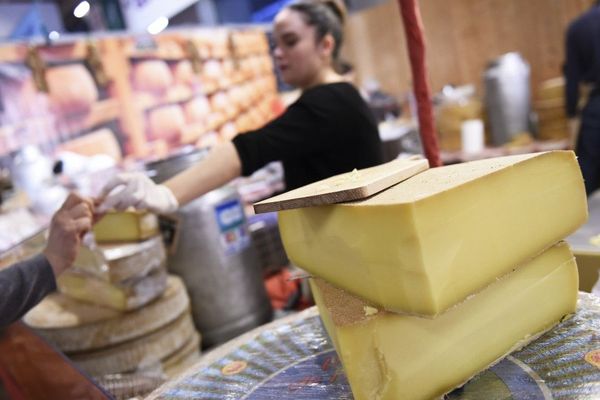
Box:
[277, 151, 587, 400]
[535, 77, 569, 141]
[25, 211, 201, 399]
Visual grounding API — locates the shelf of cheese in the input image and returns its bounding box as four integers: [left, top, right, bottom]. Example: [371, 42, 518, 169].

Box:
[273, 150, 588, 400]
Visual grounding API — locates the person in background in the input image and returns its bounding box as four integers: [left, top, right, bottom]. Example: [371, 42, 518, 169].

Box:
[565, 1, 600, 196]
[99, 0, 383, 213]
[0, 193, 94, 329]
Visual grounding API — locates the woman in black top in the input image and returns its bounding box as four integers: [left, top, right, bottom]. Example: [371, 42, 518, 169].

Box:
[100, 0, 383, 212]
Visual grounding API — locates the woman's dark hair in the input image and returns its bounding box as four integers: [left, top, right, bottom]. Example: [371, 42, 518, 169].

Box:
[286, 0, 346, 61]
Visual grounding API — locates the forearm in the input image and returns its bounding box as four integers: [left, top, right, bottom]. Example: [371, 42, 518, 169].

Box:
[165, 141, 242, 206]
[0, 254, 56, 329]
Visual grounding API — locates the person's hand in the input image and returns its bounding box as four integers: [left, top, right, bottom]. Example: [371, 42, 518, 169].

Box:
[568, 118, 580, 150]
[98, 172, 179, 214]
[43, 193, 94, 277]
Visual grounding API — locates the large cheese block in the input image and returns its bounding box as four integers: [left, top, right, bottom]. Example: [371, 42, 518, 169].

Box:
[74, 234, 166, 283]
[311, 241, 578, 400]
[57, 267, 167, 311]
[93, 211, 159, 243]
[71, 310, 196, 376]
[280, 151, 587, 316]
[24, 276, 189, 352]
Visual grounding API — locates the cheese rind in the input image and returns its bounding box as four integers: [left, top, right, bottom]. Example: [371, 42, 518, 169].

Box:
[73, 235, 166, 283]
[311, 242, 579, 400]
[57, 267, 167, 311]
[93, 211, 159, 243]
[25, 276, 189, 352]
[71, 310, 196, 376]
[281, 151, 587, 315]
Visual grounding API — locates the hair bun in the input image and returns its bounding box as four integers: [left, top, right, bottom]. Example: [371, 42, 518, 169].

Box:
[320, 0, 347, 25]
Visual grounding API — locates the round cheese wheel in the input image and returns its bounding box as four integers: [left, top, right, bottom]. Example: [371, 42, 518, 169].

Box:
[184, 96, 211, 123]
[46, 64, 98, 115]
[173, 60, 196, 86]
[148, 105, 185, 143]
[133, 60, 173, 94]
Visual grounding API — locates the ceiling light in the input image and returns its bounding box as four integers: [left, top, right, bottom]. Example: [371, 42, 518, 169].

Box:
[147, 16, 169, 35]
[73, 1, 90, 19]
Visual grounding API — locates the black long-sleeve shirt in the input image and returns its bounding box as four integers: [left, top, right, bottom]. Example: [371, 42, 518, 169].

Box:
[565, 6, 600, 117]
[233, 82, 383, 191]
[0, 254, 56, 329]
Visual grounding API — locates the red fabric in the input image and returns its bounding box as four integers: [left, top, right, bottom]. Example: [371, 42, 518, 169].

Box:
[398, 0, 442, 167]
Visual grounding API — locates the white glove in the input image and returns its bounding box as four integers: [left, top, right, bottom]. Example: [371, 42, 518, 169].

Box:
[99, 172, 179, 214]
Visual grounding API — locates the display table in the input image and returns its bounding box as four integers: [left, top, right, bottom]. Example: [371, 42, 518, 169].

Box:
[568, 191, 600, 292]
[147, 293, 600, 399]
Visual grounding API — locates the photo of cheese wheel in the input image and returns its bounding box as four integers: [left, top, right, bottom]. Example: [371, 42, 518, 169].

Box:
[133, 60, 173, 94]
[184, 96, 211, 123]
[148, 104, 185, 143]
[172, 60, 197, 86]
[202, 60, 222, 83]
[46, 64, 98, 115]
[210, 91, 230, 114]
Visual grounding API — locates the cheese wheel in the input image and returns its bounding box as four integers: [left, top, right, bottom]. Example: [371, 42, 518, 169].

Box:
[148, 104, 185, 143]
[172, 60, 196, 86]
[133, 60, 173, 94]
[184, 96, 211, 123]
[71, 310, 196, 376]
[24, 276, 190, 353]
[46, 64, 98, 115]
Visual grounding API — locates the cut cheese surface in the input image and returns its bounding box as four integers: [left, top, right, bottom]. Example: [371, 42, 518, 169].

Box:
[280, 151, 587, 315]
[93, 211, 159, 243]
[311, 242, 579, 400]
[57, 267, 167, 311]
[25, 276, 189, 352]
[74, 235, 166, 283]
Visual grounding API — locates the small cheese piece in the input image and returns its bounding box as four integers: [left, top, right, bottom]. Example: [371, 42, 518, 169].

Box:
[74, 235, 166, 283]
[93, 211, 159, 243]
[311, 242, 578, 400]
[280, 151, 587, 315]
[72, 311, 196, 376]
[57, 267, 167, 311]
[25, 276, 189, 352]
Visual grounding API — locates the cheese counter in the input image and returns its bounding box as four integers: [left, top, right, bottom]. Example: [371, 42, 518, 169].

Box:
[147, 293, 600, 400]
[568, 191, 600, 292]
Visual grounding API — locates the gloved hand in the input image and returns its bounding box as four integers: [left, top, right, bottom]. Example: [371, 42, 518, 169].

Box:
[99, 172, 179, 214]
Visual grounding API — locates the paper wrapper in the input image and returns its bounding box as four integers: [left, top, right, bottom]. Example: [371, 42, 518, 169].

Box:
[146, 293, 600, 400]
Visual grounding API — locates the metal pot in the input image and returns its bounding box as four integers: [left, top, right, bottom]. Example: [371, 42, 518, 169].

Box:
[484, 52, 531, 146]
[146, 149, 272, 348]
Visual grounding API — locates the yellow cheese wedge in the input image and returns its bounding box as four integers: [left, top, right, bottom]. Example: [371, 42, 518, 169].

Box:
[74, 235, 166, 283]
[93, 211, 159, 243]
[57, 267, 167, 311]
[311, 242, 578, 400]
[280, 151, 587, 315]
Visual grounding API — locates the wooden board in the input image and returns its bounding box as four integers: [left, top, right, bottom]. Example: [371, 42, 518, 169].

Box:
[253, 157, 428, 213]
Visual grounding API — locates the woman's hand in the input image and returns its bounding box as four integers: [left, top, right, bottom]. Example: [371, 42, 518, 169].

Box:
[98, 172, 179, 214]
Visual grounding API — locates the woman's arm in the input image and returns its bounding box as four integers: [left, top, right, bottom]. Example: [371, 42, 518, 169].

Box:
[165, 141, 242, 206]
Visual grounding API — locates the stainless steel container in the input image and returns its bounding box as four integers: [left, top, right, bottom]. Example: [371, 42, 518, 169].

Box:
[484, 52, 531, 146]
[146, 149, 273, 348]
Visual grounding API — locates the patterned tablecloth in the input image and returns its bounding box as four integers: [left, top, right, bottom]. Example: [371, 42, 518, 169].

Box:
[147, 293, 600, 400]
